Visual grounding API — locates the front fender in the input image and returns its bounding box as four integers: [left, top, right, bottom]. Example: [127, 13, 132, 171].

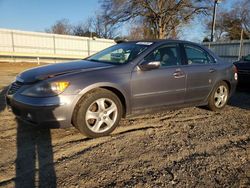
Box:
[70, 82, 131, 118]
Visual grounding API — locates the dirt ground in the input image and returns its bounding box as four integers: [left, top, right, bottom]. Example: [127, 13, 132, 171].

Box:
[0, 62, 249, 188]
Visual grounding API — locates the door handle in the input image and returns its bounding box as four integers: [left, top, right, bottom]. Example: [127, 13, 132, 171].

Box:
[173, 71, 185, 79]
[209, 68, 216, 73]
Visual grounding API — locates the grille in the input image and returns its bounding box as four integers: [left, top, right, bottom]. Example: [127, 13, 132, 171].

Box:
[8, 81, 23, 95]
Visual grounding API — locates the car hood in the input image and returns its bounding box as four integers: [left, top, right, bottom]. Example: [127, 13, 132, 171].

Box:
[18, 60, 114, 83]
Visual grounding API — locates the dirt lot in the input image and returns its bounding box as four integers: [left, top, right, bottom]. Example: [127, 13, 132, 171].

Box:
[0, 62, 249, 188]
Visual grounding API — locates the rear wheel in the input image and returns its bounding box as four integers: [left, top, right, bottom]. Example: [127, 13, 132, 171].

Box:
[208, 81, 229, 111]
[73, 88, 122, 138]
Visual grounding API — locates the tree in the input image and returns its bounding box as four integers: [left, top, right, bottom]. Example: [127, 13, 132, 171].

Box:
[73, 13, 118, 39]
[72, 22, 90, 37]
[100, 0, 210, 39]
[205, 9, 228, 41]
[72, 19, 100, 38]
[205, 0, 250, 41]
[127, 18, 157, 40]
[127, 25, 150, 40]
[234, 0, 250, 34]
[222, 12, 249, 40]
[46, 19, 72, 35]
[91, 12, 118, 39]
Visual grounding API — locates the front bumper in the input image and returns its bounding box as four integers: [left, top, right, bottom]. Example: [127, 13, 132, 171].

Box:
[6, 93, 78, 128]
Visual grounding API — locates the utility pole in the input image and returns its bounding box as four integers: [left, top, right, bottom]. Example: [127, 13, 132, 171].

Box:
[238, 29, 244, 60]
[211, 0, 220, 42]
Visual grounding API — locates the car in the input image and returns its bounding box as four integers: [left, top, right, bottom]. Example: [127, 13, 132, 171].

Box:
[6, 40, 238, 138]
[233, 54, 250, 86]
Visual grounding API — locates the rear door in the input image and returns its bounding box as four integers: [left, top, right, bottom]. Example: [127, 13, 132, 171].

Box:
[181, 44, 218, 103]
[131, 43, 186, 111]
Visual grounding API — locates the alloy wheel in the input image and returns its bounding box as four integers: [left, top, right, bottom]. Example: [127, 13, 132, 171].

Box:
[214, 85, 228, 108]
[85, 98, 118, 133]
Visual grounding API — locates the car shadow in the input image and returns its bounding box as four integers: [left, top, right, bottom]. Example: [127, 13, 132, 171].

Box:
[228, 86, 250, 110]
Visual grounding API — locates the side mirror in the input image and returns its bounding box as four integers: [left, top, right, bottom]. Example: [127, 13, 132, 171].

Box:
[139, 61, 161, 71]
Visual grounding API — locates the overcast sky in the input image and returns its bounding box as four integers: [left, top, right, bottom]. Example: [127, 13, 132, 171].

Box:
[0, 0, 237, 42]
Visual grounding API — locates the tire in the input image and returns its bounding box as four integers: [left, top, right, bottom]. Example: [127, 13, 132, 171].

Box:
[207, 81, 229, 111]
[73, 88, 123, 138]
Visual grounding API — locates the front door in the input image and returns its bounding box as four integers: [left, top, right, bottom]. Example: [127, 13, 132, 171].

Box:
[131, 43, 186, 111]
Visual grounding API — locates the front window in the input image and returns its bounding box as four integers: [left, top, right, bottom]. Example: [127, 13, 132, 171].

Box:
[86, 42, 152, 64]
[144, 44, 181, 66]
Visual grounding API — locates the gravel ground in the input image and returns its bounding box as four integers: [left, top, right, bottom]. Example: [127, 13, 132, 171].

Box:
[0, 62, 249, 188]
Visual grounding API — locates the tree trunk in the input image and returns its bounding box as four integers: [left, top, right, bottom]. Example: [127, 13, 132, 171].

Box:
[157, 17, 166, 39]
[158, 29, 166, 39]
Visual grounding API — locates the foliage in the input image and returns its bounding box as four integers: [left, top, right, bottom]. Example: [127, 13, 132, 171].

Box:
[100, 0, 210, 39]
[46, 19, 72, 35]
[204, 0, 250, 41]
[47, 13, 118, 39]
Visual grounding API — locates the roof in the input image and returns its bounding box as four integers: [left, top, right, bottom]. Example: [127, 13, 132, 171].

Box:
[117, 39, 200, 45]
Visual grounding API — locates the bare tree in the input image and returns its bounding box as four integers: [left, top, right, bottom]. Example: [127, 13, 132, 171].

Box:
[90, 11, 119, 39]
[222, 12, 249, 40]
[127, 18, 157, 40]
[235, 0, 250, 34]
[73, 13, 118, 39]
[205, 9, 228, 41]
[46, 19, 72, 35]
[204, 0, 250, 41]
[101, 0, 210, 39]
[72, 22, 89, 37]
[72, 19, 100, 37]
[128, 26, 149, 40]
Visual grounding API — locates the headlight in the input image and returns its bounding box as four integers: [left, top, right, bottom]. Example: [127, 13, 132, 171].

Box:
[21, 81, 70, 97]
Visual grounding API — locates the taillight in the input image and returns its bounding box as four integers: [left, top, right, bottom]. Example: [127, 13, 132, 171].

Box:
[233, 65, 238, 80]
[233, 65, 238, 73]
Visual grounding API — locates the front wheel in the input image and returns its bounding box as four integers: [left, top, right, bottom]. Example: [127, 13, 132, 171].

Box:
[73, 88, 123, 138]
[207, 81, 229, 111]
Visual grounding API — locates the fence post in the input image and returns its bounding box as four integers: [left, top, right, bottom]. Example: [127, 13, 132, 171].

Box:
[238, 29, 244, 60]
[87, 38, 90, 56]
[11, 31, 15, 63]
[53, 35, 57, 63]
[37, 57, 40, 65]
[11, 31, 15, 52]
[53, 35, 56, 54]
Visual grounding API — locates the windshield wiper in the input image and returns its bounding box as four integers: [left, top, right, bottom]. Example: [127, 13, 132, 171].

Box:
[87, 59, 103, 62]
[87, 59, 120, 65]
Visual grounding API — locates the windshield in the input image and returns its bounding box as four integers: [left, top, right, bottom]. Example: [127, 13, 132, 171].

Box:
[86, 42, 153, 64]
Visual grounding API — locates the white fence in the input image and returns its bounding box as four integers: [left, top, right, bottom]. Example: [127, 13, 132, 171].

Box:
[0, 29, 115, 63]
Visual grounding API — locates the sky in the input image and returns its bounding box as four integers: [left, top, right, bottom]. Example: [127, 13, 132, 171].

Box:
[0, 0, 100, 31]
[0, 0, 237, 42]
